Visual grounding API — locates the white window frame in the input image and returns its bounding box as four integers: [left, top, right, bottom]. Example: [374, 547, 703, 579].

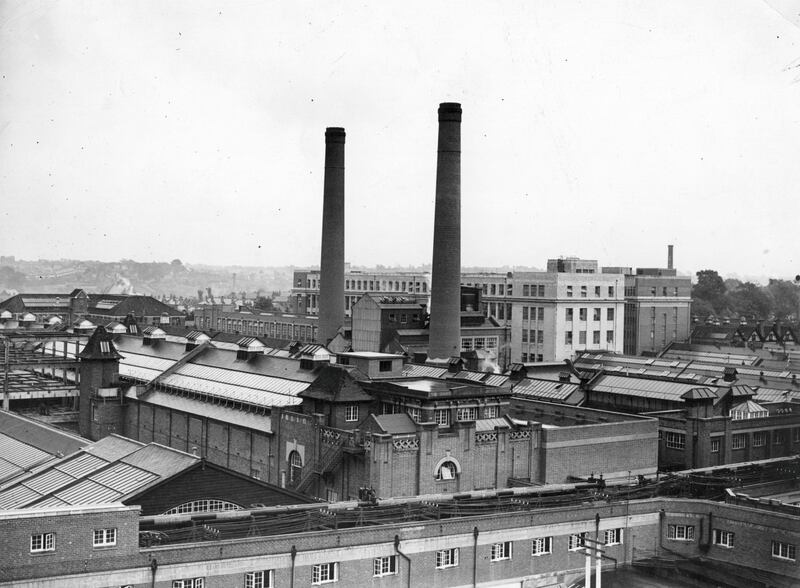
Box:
[712, 529, 734, 548]
[484, 406, 499, 419]
[406, 407, 421, 422]
[752, 431, 766, 447]
[373, 555, 397, 577]
[435, 547, 459, 569]
[245, 570, 273, 588]
[665, 432, 685, 450]
[30, 532, 55, 553]
[457, 407, 477, 421]
[710, 438, 721, 453]
[435, 461, 458, 481]
[434, 409, 450, 427]
[568, 533, 586, 551]
[667, 524, 694, 541]
[531, 536, 552, 556]
[311, 562, 338, 584]
[772, 541, 796, 561]
[93, 528, 117, 547]
[490, 541, 512, 562]
[604, 528, 623, 546]
[731, 434, 747, 450]
[172, 580, 204, 588]
[344, 404, 359, 422]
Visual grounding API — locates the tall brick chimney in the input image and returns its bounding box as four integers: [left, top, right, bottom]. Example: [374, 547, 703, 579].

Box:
[668, 244, 674, 270]
[318, 127, 346, 345]
[427, 103, 462, 361]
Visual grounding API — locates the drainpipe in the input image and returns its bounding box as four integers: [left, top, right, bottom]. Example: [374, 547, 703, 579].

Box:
[394, 535, 411, 588]
[149, 558, 158, 588]
[472, 526, 479, 588]
[290, 545, 297, 588]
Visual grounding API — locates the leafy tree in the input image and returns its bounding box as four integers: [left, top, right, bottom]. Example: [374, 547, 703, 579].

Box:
[693, 270, 726, 313]
[766, 279, 799, 320]
[253, 296, 274, 311]
[692, 297, 715, 320]
[725, 282, 771, 320]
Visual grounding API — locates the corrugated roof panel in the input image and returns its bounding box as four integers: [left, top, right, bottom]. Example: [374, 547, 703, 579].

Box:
[0, 458, 23, 480]
[54, 453, 108, 478]
[119, 352, 176, 372]
[0, 484, 40, 509]
[483, 374, 508, 387]
[475, 418, 510, 432]
[590, 374, 703, 401]
[119, 364, 163, 382]
[84, 436, 144, 461]
[0, 433, 52, 469]
[143, 391, 274, 431]
[513, 379, 579, 401]
[21, 468, 75, 495]
[90, 463, 158, 495]
[32, 495, 69, 509]
[119, 445, 198, 479]
[55, 479, 122, 505]
[453, 370, 485, 382]
[402, 364, 448, 379]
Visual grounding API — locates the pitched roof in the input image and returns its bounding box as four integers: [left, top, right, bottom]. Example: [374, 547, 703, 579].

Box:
[299, 365, 371, 403]
[78, 325, 122, 360]
[680, 387, 718, 401]
[372, 413, 417, 434]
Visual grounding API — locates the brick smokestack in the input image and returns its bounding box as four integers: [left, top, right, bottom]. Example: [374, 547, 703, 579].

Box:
[318, 127, 346, 345]
[668, 244, 674, 270]
[428, 103, 462, 361]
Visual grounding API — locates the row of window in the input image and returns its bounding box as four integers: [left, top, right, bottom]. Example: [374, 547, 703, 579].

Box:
[380, 403, 499, 425]
[216, 317, 316, 342]
[565, 307, 615, 321]
[662, 430, 799, 453]
[564, 330, 614, 346]
[460, 336, 499, 352]
[667, 525, 795, 561]
[520, 353, 544, 362]
[31, 529, 116, 553]
[341, 279, 427, 293]
[521, 306, 545, 321]
[565, 285, 616, 298]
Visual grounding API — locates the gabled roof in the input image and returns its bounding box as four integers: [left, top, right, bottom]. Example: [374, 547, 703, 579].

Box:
[87, 294, 180, 317]
[299, 365, 371, 403]
[78, 325, 122, 360]
[371, 413, 417, 434]
[680, 387, 717, 401]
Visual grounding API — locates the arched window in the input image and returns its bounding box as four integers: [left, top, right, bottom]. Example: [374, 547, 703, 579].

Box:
[289, 451, 303, 483]
[162, 499, 243, 515]
[435, 460, 459, 481]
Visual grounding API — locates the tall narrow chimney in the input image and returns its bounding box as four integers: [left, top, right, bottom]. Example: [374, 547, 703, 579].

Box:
[428, 103, 462, 361]
[318, 127, 346, 345]
[667, 244, 674, 270]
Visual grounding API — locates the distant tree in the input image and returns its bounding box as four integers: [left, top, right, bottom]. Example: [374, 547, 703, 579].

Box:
[725, 282, 771, 319]
[0, 266, 26, 289]
[766, 279, 800, 320]
[692, 297, 715, 320]
[253, 296, 274, 311]
[693, 270, 727, 313]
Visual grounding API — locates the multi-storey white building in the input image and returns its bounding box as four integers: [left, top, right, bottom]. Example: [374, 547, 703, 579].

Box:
[463, 259, 625, 363]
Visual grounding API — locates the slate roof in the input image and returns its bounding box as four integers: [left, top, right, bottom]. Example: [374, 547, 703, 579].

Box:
[512, 378, 582, 403]
[86, 294, 181, 317]
[588, 374, 719, 402]
[372, 413, 417, 434]
[78, 325, 122, 360]
[299, 365, 371, 403]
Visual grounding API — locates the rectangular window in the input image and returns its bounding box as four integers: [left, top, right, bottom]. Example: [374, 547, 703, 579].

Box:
[531, 536, 552, 556]
[523, 285, 530, 296]
[604, 528, 623, 546]
[407, 407, 421, 422]
[753, 431, 766, 447]
[566, 286, 573, 297]
[457, 407, 477, 421]
[93, 528, 117, 547]
[345, 405, 359, 422]
[793, 428, 800, 443]
[608, 286, 614, 297]
[484, 406, 499, 419]
[712, 529, 734, 548]
[491, 541, 512, 561]
[373, 555, 397, 577]
[538, 285, 545, 297]
[772, 541, 796, 561]
[593, 308, 601, 321]
[434, 409, 450, 427]
[606, 330, 614, 343]
[578, 308, 587, 321]
[565, 332, 573, 345]
[172, 580, 204, 588]
[580, 285, 587, 298]
[607, 308, 614, 320]
[732, 434, 747, 450]
[774, 431, 785, 444]
[593, 331, 600, 344]
[312, 562, 338, 584]
[379, 360, 392, 372]
[568, 533, 586, 551]
[245, 570, 273, 588]
[538, 307, 544, 320]
[711, 438, 721, 453]
[665, 432, 685, 450]
[566, 308, 574, 321]
[594, 286, 601, 297]
[579, 331, 587, 344]
[667, 525, 695, 541]
[30, 533, 55, 553]
[522, 330, 528, 343]
[522, 307, 528, 320]
[435, 548, 459, 569]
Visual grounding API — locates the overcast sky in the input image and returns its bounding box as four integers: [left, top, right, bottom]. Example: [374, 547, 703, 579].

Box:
[1, 1, 799, 280]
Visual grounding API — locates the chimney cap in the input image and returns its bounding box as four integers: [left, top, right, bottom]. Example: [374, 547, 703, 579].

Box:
[438, 102, 462, 122]
[325, 127, 346, 142]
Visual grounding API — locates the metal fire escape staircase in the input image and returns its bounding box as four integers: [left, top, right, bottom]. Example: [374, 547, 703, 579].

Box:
[295, 442, 345, 494]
